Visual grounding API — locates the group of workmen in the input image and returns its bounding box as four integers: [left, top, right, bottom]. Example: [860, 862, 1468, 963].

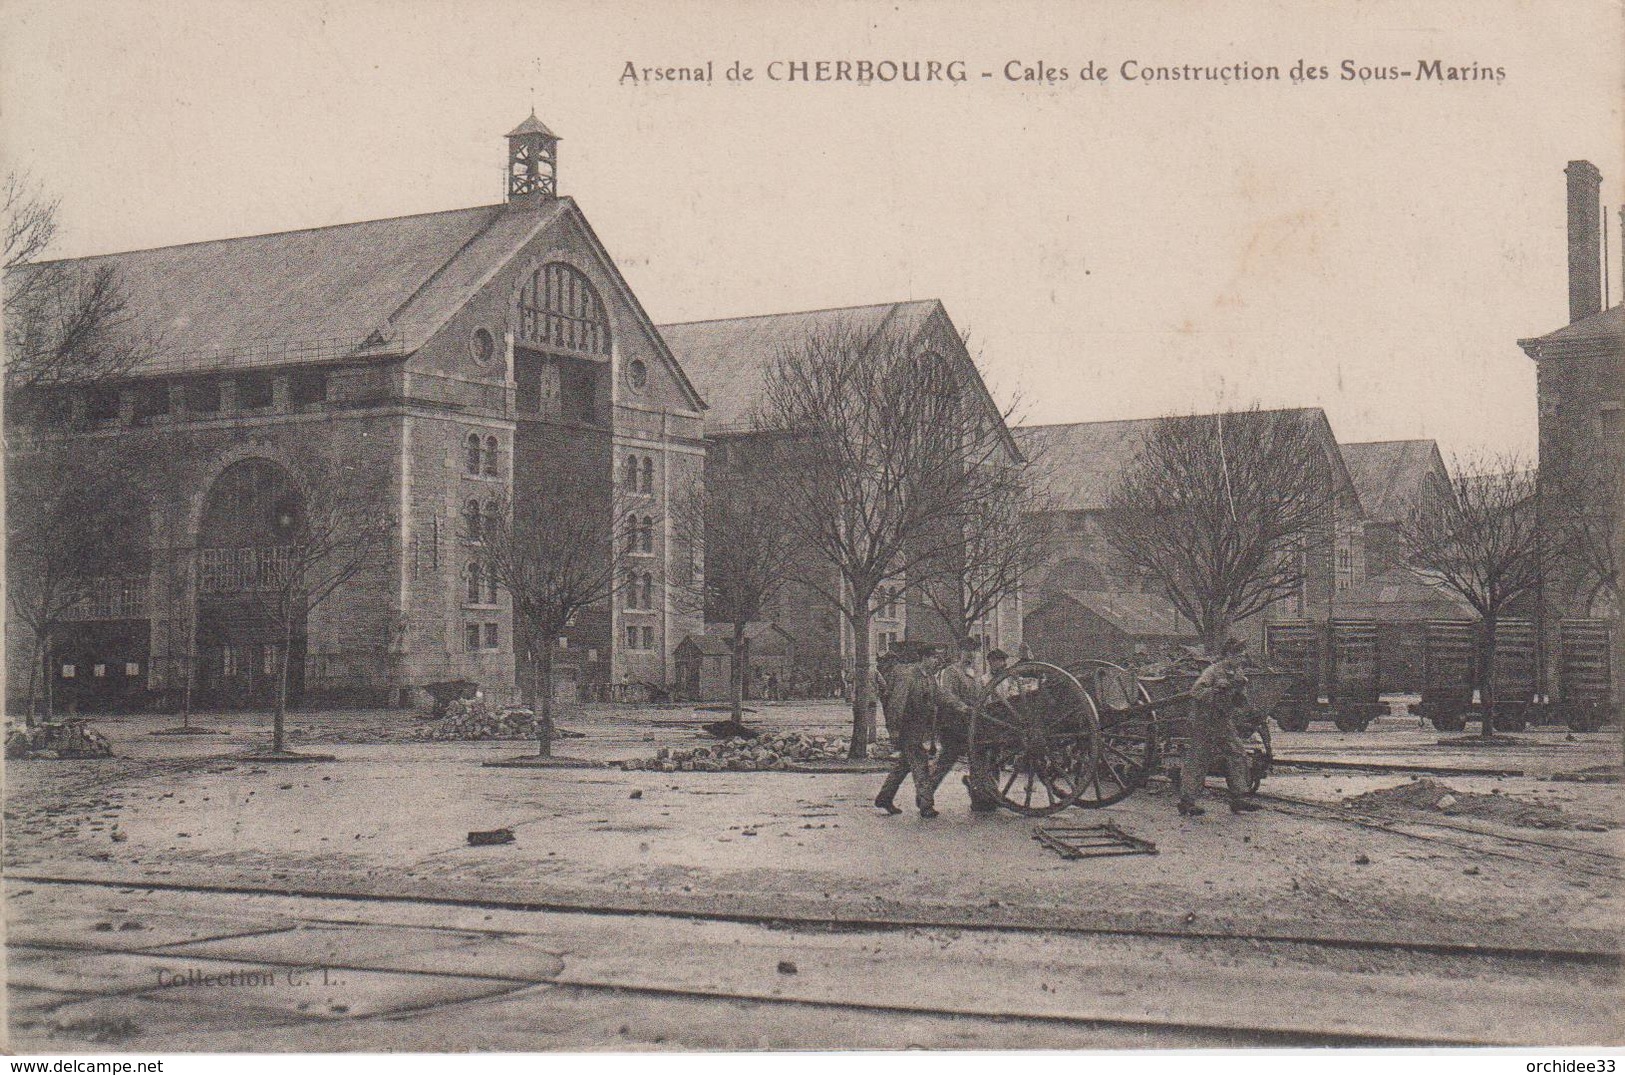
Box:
[870, 636, 1263, 819]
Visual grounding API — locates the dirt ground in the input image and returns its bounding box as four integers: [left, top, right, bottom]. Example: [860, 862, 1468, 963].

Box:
[6, 705, 1622, 951]
[6, 702, 1623, 1051]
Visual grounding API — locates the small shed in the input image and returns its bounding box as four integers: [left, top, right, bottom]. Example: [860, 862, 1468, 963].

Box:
[1024, 589, 1196, 664]
[675, 621, 796, 701]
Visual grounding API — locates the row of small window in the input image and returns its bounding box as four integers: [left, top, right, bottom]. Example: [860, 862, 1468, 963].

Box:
[625, 571, 657, 610]
[466, 561, 501, 605]
[60, 661, 142, 679]
[39, 371, 328, 426]
[464, 433, 503, 476]
[465, 623, 501, 652]
[622, 454, 656, 493]
[625, 625, 656, 651]
[624, 514, 656, 555]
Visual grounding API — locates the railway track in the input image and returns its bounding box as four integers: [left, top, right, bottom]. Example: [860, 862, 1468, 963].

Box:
[9, 876, 1610, 1048]
[1254, 790, 1625, 881]
[9, 869, 1618, 965]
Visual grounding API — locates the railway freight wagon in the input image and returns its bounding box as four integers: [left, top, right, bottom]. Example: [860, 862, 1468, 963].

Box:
[1417, 620, 1476, 731]
[1416, 618, 1553, 732]
[1558, 619, 1616, 733]
[1263, 620, 1385, 731]
[1488, 619, 1538, 732]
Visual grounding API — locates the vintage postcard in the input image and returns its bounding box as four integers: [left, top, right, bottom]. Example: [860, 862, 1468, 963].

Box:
[2, 0, 1621, 1057]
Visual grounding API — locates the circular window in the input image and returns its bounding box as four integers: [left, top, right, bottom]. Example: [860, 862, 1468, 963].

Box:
[625, 358, 649, 391]
[470, 327, 495, 364]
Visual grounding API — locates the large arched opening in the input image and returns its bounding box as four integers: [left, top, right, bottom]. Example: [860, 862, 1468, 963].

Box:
[193, 458, 307, 709]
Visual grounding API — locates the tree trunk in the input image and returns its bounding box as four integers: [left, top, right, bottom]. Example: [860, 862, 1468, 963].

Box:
[849, 606, 873, 759]
[28, 629, 45, 728]
[41, 626, 54, 721]
[1479, 616, 1498, 739]
[180, 650, 193, 729]
[273, 616, 293, 754]
[731, 621, 748, 723]
[535, 639, 554, 758]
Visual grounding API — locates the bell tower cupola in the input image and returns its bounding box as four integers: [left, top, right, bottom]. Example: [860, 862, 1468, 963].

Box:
[506, 111, 560, 204]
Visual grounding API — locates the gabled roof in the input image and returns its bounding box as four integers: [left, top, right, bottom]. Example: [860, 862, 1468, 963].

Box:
[1017, 408, 1358, 515]
[658, 300, 939, 432]
[1040, 589, 1195, 638]
[1519, 302, 1625, 358]
[681, 621, 796, 656]
[5, 200, 572, 377]
[1340, 440, 1447, 525]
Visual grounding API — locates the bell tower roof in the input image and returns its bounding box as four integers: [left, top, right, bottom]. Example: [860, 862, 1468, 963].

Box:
[507, 111, 560, 140]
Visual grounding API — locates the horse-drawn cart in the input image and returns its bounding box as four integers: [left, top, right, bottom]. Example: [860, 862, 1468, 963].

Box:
[965, 659, 1292, 816]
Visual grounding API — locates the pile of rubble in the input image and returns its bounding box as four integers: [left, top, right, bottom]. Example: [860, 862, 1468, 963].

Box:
[619, 731, 890, 772]
[5, 719, 114, 760]
[1344, 777, 1592, 830]
[411, 698, 541, 741]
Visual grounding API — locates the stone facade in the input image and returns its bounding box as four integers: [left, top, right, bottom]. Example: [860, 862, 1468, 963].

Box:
[1519, 160, 1623, 703]
[5, 120, 705, 713]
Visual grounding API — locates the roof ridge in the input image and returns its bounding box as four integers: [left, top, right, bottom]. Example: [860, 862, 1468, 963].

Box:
[20, 203, 506, 266]
[1018, 405, 1324, 432]
[657, 299, 935, 328]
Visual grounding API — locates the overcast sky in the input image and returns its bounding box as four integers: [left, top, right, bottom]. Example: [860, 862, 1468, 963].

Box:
[3, 0, 1620, 460]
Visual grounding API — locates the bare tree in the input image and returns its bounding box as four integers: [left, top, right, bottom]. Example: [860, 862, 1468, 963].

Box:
[4, 172, 154, 395]
[5, 443, 154, 722]
[671, 459, 799, 721]
[237, 460, 394, 756]
[1398, 455, 1545, 739]
[1100, 407, 1339, 654]
[1543, 436, 1622, 616]
[757, 319, 1021, 757]
[915, 460, 1046, 644]
[480, 483, 642, 755]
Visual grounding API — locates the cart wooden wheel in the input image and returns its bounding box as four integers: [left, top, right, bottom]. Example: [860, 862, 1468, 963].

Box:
[970, 661, 1099, 816]
[1068, 660, 1162, 807]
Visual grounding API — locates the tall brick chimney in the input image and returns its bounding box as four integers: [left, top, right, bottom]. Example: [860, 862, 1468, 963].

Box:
[1565, 160, 1602, 323]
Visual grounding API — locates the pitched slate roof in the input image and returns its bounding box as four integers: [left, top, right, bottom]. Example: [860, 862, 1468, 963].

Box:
[1045, 589, 1195, 638]
[1340, 440, 1446, 525]
[1016, 408, 1357, 515]
[6, 200, 571, 377]
[656, 300, 943, 431]
[1519, 302, 1625, 356]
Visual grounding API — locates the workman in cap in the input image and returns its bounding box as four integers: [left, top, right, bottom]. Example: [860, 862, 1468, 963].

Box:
[927, 637, 1000, 813]
[874, 642, 965, 819]
[1177, 637, 1261, 817]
